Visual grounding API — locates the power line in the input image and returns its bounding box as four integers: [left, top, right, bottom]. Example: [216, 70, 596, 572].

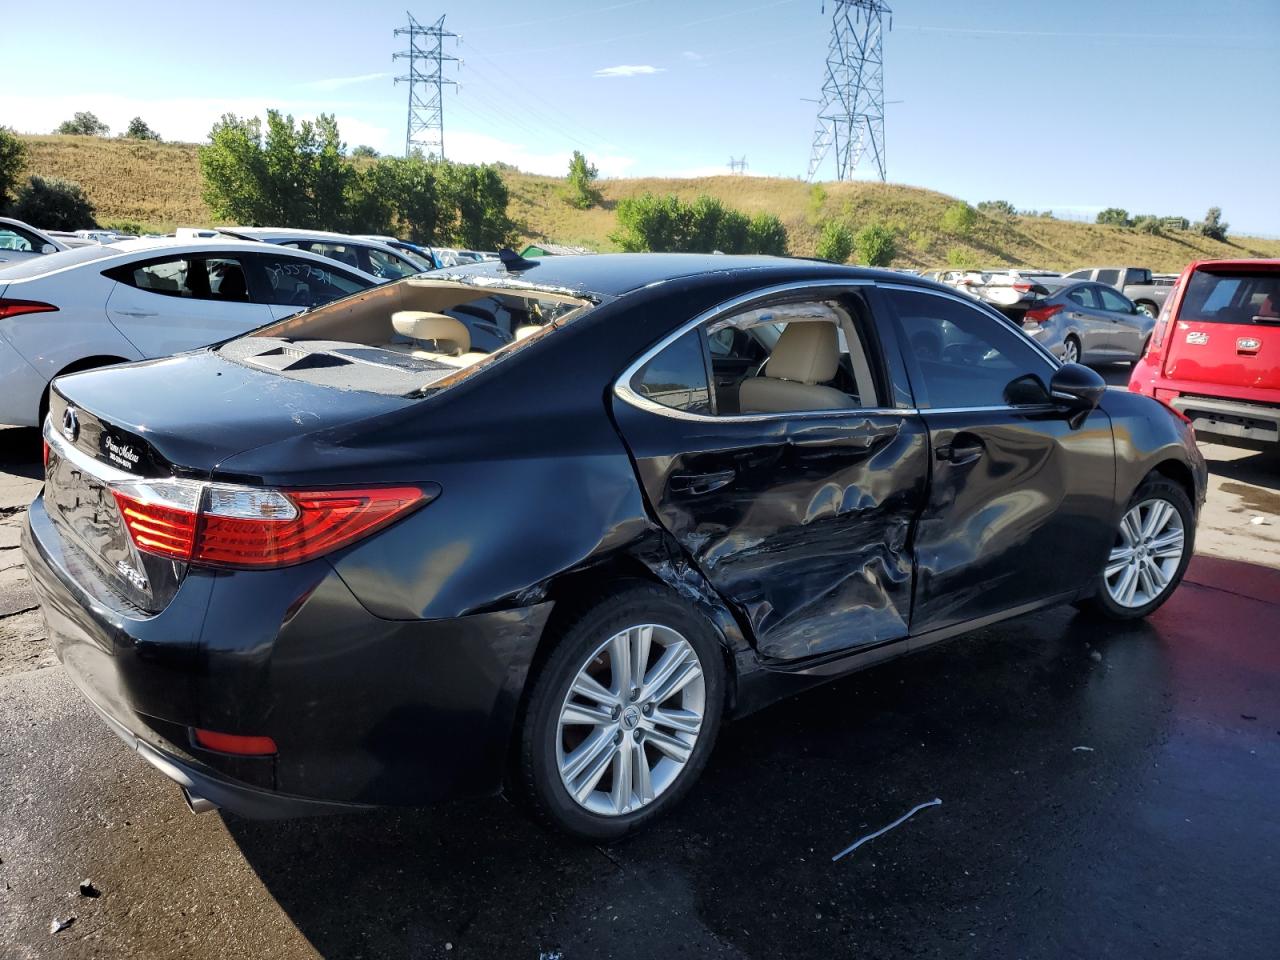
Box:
[393, 12, 458, 158]
[728, 156, 749, 174]
[808, 1, 891, 182]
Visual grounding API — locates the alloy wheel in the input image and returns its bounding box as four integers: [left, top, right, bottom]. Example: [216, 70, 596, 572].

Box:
[1062, 338, 1080, 364]
[556, 624, 706, 817]
[1105, 498, 1186, 608]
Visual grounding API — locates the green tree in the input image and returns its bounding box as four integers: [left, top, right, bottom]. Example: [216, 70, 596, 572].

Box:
[122, 117, 161, 141]
[1096, 207, 1131, 227]
[977, 200, 1017, 220]
[350, 144, 380, 159]
[56, 111, 110, 136]
[345, 159, 398, 235]
[1197, 206, 1229, 241]
[611, 193, 687, 252]
[200, 111, 350, 229]
[815, 220, 854, 263]
[565, 150, 601, 209]
[444, 163, 514, 249]
[940, 202, 978, 236]
[10, 175, 96, 229]
[0, 126, 28, 210]
[386, 154, 445, 244]
[1131, 215, 1162, 235]
[745, 212, 788, 256]
[854, 222, 897, 266]
[716, 208, 751, 254]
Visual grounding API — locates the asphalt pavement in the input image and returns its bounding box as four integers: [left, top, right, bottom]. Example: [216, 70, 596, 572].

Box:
[1, 379, 1278, 959]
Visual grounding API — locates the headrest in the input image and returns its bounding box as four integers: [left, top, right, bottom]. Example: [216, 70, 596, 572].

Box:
[391, 311, 470, 355]
[764, 322, 840, 384]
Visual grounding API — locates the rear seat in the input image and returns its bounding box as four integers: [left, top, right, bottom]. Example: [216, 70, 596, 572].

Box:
[385, 311, 487, 366]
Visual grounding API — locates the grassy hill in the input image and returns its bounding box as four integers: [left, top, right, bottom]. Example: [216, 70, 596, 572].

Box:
[19, 134, 1280, 271]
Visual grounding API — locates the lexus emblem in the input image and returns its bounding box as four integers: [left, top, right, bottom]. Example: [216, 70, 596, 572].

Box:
[61, 406, 80, 443]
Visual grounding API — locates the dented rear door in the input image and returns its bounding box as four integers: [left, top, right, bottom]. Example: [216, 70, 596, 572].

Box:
[611, 322, 928, 664]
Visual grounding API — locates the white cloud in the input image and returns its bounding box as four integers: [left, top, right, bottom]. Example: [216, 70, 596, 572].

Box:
[299, 72, 389, 92]
[445, 129, 636, 178]
[681, 50, 704, 61]
[593, 64, 665, 78]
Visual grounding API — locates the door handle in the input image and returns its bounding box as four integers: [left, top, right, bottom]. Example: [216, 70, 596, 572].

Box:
[935, 434, 985, 465]
[670, 470, 736, 496]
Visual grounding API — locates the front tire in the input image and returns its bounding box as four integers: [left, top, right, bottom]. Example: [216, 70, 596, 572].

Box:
[514, 583, 726, 841]
[1083, 476, 1194, 619]
[1061, 335, 1081, 365]
[1135, 301, 1158, 319]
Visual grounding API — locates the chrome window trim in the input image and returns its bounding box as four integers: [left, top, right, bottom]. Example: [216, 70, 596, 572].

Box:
[613, 279, 900, 424]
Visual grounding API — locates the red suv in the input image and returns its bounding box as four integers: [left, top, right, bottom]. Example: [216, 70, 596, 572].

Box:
[1130, 259, 1280, 452]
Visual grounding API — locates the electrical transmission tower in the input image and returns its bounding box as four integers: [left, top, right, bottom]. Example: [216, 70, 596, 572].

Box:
[807, 1, 891, 182]
[394, 12, 458, 158]
[728, 156, 748, 174]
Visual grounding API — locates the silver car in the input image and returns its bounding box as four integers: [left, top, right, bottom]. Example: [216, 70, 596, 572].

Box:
[1017, 279, 1156, 365]
[0, 217, 68, 266]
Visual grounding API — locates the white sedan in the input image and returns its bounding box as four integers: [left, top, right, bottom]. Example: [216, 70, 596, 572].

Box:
[0, 217, 69, 266]
[0, 237, 376, 427]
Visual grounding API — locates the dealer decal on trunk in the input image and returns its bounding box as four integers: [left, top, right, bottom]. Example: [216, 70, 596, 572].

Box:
[1186, 331, 1209, 345]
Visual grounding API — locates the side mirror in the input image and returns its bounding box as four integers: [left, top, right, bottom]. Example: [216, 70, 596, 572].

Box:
[1049, 363, 1106, 420]
[40, 243, 58, 254]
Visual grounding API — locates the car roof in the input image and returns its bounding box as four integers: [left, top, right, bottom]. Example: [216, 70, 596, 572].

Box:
[1, 236, 380, 282]
[1186, 258, 1280, 272]
[433, 253, 925, 299]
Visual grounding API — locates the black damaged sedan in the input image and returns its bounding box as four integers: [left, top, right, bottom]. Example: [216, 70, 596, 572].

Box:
[23, 254, 1207, 839]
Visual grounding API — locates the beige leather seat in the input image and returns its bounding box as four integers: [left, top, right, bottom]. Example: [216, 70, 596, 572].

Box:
[390, 311, 487, 366]
[513, 324, 542, 341]
[738, 322, 857, 413]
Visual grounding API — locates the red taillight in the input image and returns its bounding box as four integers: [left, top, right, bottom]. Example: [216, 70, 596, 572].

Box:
[1150, 316, 1170, 349]
[1023, 303, 1064, 324]
[0, 298, 59, 320]
[192, 728, 278, 756]
[42, 440, 50, 473]
[1011, 281, 1033, 292]
[111, 481, 431, 569]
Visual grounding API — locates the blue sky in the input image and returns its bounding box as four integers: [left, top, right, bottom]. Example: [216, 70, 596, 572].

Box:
[5, 0, 1278, 233]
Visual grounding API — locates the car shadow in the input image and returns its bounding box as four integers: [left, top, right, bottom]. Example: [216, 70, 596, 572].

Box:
[0, 426, 42, 480]
[1202, 446, 1280, 494]
[223, 603, 1195, 959]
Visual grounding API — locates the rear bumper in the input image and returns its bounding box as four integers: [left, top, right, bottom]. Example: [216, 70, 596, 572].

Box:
[22, 494, 554, 817]
[1171, 395, 1280, 449]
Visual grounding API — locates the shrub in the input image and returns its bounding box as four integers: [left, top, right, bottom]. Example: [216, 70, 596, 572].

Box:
[565, 150, 601, 209]
[945, 246, 978, 269]
[815, 220, 854, 263]
[0, 126, 27, 210]
[746, 212, 789, 256]
[1197, 206, 1229, 241]
[940, 202, 977, 236]
[122, 117, 161, 141]
[56, 111, 110, 136]
[806, 184, 828, 224]
[1096, 207, 1131, 227]
[101, 219, 147, 236]
[351, 145, 380, 159]
[612, 194, 788, 255]
[1132, 215, 1162, 235]
[977, 200, 1017, 220]
[855, 222, 897, 266]
[10, 175, 96, 230]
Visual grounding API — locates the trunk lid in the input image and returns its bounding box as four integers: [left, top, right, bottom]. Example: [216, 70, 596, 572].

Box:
[43, 349, 416, 610]
[1162, 264, 1280, 392]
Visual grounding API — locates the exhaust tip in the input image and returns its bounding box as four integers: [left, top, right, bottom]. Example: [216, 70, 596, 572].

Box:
[181, 786, 219, 815]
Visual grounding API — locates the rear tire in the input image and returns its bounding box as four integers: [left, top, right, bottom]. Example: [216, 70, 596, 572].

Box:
[1135, 301, 1158, 319]
[514, 582, 726, 841]
[1081, 476, 1194, 620]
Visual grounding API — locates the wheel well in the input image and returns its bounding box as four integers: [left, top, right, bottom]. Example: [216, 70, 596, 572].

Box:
[1148, 458, 1195, 502]
[39, 355, 131, 422]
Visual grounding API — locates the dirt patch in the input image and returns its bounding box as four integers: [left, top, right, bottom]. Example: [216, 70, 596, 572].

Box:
[0, 608, 52, 677]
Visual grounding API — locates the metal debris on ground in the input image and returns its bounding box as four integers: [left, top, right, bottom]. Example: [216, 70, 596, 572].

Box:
[1072, 746, 1095, 752]
[79, 878, 100, 897]
[49, 916, 75, 934]
[831, 798, 943, 862]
